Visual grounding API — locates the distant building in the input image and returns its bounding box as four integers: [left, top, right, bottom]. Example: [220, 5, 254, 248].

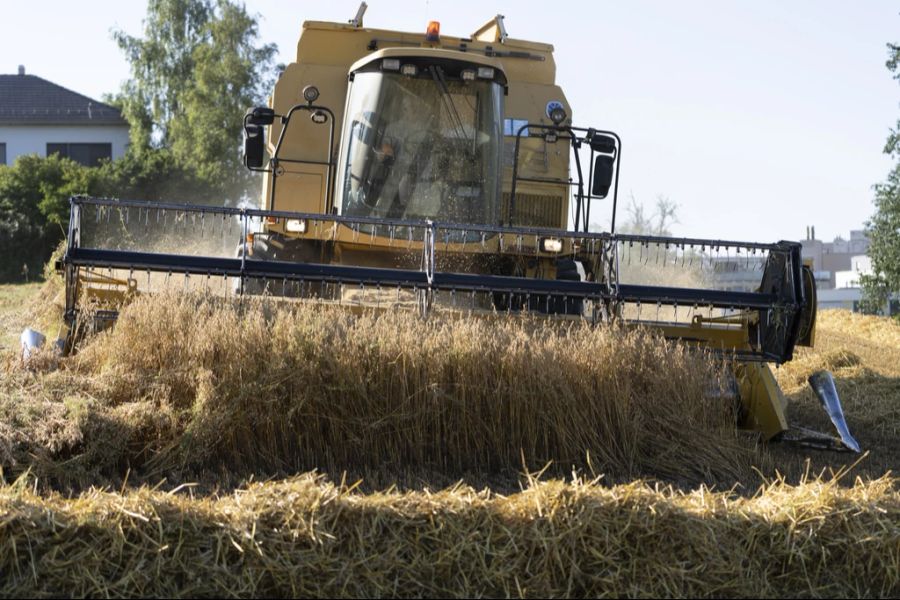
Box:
[705, 226, 895, 315]
[799, 226, 897, 315]
[0, 66, 129, 167]
[800, 226, 869, 290]
[834, 255, 871, 290]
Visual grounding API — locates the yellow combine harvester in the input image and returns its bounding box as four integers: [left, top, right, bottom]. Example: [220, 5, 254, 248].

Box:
[60, 6, 858, 452]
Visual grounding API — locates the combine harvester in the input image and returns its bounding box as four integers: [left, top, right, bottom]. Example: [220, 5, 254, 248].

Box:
[58, 6, 858, 452]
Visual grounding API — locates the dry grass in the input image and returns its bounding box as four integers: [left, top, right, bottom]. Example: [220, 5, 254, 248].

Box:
[1, 283, 899, 596]
[772, 310, 900, 480]
[0, 471, 896, 598]
[1, 290, 757, 489]
[2, 281, 896, 490]
[0, 282, 53, 352]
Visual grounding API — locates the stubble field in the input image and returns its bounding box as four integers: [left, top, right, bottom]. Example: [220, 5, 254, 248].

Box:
[0, 279, 896, 597]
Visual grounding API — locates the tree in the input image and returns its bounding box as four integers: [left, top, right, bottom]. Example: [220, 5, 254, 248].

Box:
[617, 194, 679, 236]
[0, 150, 226, 281]
[0, 1, 279, 280]
[0, 155, 101, 281]
[861, 42, 900, 315]
[112, 0, 277, 200]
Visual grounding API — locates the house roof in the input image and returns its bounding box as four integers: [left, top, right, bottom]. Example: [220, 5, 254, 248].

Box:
[0, 72, 128, 126]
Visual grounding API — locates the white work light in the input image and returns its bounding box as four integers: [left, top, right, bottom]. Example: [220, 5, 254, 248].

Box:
[286, 219, 307, 233]
[541, 238, 563, 253]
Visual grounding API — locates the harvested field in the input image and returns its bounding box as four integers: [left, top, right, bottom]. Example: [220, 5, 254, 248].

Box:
[0, 282, 47, 352]
[0, 280, 898, 597]
[0, 473, 897, 597]
[772, 310, 900, 481]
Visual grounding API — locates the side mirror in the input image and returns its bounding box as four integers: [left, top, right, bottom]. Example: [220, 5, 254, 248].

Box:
[246, 106, 275, 126]
[243, 124, 265, 169]
[589, 133, 616, 154]
[592, 155, 615, 198]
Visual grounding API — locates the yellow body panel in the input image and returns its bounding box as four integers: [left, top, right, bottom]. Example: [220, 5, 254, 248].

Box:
[737, 362, 789, 440]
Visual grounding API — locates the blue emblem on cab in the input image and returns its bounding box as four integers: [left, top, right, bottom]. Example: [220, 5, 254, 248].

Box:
[546, 100, 564, 119]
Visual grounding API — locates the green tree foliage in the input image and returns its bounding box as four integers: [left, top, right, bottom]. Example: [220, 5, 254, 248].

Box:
[94, 151, 212, 203]
[112, 0, 276, 199]
[861, 43, 900, 315]
[0, 155, 100, 281]
[0, 2, 277, 281]
[0, 152, 220, 282]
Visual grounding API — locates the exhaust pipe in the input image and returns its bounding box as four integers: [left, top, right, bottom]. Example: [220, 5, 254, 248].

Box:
[808, 370, 860, 453]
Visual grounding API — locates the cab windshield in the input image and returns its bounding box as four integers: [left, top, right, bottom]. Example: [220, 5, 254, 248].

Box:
[338, 67, 503, 226]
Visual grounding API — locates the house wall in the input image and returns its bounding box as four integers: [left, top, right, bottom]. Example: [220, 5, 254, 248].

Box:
[818, 287, 862, 311]
[0, 124, 129, 165]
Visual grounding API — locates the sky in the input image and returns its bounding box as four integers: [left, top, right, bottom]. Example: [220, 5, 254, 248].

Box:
[1, 0, 898, 242]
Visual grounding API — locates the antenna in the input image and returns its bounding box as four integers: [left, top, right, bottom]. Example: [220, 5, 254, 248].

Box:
[349, 2, 367, 28]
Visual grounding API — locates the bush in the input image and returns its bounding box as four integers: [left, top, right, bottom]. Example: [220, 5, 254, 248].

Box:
[0, 150, 237, 283]
[0, 154, 98, 282]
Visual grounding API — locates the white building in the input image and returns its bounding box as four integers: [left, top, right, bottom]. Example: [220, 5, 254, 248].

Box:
[816, 249, 897, 315]
[800, 226, 870, 290]
[834, 255, 871, 290]
[0, 66, 129, 167]
[710, 228, 896, 315]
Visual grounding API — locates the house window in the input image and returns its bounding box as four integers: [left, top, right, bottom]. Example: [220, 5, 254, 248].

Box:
[0, 143, 6, 166]
[47, 143, 112, 167]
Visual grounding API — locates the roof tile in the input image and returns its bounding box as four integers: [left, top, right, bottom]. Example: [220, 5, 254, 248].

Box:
[0, 73, 127, 126]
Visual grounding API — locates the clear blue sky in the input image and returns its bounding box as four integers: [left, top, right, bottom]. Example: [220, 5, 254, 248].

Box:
[1, 0, 897, 242]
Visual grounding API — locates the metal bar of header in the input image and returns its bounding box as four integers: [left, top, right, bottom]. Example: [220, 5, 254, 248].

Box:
[71, 196, 244, 216]
[611, 233, 790, 253]
[69, 196, 793, 253]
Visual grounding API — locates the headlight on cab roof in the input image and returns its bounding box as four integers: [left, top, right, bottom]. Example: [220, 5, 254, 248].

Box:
[285, 219, 307, 233]
[477, 67, 495, 79]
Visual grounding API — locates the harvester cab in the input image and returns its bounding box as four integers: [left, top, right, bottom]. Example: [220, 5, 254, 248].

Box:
[59, 8, 858, 453]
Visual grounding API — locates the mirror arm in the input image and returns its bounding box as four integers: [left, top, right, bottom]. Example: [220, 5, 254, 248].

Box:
[570, 132, 586, 232]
